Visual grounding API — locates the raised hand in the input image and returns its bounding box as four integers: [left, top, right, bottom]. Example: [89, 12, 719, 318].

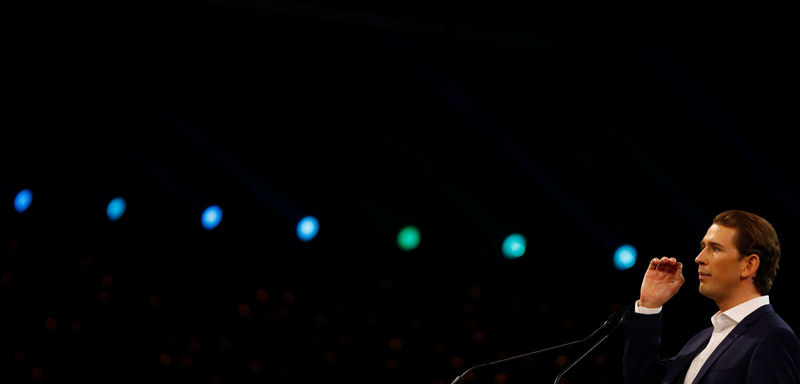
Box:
[639, 257, 684, 309]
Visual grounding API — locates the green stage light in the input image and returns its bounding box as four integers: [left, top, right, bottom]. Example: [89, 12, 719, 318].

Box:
[397, 226, 421, 251]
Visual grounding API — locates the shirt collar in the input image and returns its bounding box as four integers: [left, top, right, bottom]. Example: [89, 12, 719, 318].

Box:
[712, 295, 770, 325]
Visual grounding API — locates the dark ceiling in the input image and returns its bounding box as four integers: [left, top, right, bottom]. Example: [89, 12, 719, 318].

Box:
[4, 0, 798, 271]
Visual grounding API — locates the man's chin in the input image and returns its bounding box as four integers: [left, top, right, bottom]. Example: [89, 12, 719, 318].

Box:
[698, 284, 713, 299]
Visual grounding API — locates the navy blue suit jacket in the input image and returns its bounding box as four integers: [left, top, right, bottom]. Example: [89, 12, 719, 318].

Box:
[623, 304, 800, 384]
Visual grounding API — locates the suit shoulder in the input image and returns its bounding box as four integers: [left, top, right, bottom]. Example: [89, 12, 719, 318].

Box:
[755, 311, 800, 345]
[762, 310, 797, 330]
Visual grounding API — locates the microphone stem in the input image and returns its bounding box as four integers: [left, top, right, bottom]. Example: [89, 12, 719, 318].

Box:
[552, 316, 627, 384]
[451, 321, 610, 384]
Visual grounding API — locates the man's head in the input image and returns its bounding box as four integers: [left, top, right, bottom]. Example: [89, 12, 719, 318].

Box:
[695, 210, 781, 307]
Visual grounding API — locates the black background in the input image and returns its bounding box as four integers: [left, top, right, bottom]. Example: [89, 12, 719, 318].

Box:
[1, 0, 798, 383]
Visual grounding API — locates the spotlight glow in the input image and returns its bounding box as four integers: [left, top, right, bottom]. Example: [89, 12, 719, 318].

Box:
[106, 197, 126, 222]
[297, 216, 319, 242]
[502, 234, 526, 259]
[14, 189, 32, 213]
[202, 205, 222, 230]
[614, 244, 637, 270]
[397, 226, 421, 251]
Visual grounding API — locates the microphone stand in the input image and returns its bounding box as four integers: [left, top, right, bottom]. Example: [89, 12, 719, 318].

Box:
[552, 308, 630, 384]
[451, 308, 628, 384]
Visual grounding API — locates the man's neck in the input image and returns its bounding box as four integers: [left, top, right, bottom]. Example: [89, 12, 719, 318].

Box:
[715, 290, 761, 312]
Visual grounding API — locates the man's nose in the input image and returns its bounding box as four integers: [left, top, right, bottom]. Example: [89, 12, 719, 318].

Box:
[695, 250, 706, 265]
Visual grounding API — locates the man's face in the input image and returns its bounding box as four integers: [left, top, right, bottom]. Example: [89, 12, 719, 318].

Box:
[695, 224, 745, 301]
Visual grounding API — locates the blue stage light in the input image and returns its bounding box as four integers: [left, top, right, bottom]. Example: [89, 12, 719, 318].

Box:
[202, 205, 223, 230]
[614, 244, 637, 270]
[106, 197, 127, 222]
[502, 234, 526, 259]
[297, 216, 319, 242]
[14, 189, 32, 213]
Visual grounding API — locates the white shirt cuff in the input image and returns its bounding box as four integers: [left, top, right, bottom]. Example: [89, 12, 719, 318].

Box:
[634, 300, 662, 314]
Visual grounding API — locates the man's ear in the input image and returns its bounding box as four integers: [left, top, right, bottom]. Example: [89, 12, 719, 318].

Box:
[741, 254, 760, 279]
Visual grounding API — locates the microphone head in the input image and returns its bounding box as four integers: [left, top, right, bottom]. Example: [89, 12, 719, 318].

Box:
[605, 304, 634, 325]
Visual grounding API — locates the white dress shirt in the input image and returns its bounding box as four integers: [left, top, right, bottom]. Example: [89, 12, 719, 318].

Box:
[634, 295, 770, 384]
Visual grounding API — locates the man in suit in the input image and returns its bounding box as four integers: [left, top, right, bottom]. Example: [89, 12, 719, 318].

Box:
[624, 210, 800, 383]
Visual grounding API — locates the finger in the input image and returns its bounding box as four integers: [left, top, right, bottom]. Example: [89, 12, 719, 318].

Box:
[667, 258, 678, 272]
[649, 258, 659, 270]
[654, 257, 667, 270]
[661, 261, 675, 274]
[665, 261, 683, 276]
[661, 258, 679, 273]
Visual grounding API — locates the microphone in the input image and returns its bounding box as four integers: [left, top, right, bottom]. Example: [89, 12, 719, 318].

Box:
[552, 306, 632, 384]
[451, 306, 632, 384]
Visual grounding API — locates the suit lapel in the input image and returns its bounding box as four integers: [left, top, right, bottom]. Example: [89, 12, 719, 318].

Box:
[690, 323, 746, 384]
[690, 305, 773, 384]
[664, 331, 711, 384]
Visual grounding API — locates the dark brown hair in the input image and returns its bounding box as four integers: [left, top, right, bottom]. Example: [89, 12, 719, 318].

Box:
[713, 210, 781, 295]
